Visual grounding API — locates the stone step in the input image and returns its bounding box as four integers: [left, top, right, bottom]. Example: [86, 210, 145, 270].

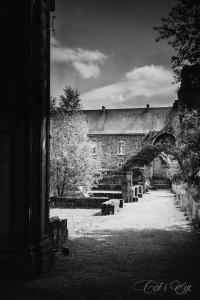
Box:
[150, 185, 171, 190]
[150, 183, 171, 190]
[150, 179, 171, 190]
[151, 180, 170, 184]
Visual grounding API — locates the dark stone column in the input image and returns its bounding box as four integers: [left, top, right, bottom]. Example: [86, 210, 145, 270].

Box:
[0, 0, 55, 277]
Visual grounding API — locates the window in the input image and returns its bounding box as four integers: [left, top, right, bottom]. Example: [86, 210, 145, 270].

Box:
[91, 144, 97, 155]
[118, 162, 123, 168]
[118, 141, 125, 155]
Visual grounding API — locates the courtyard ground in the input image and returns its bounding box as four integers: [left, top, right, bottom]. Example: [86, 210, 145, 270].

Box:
[1, 190, 200, 300]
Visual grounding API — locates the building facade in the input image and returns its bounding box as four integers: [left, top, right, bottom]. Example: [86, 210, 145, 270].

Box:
[84, 105, 176, 177]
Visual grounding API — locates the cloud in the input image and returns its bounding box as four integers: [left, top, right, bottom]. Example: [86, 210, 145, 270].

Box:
[72, 62, 100, 79]
[51, 36, 60, 47]
[51, 37, 107, 79]
[125, 65, 172, 82]
[81, 65, 179, 109]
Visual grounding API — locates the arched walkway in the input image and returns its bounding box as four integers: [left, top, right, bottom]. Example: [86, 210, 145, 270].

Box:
[124, 143, 184, 176]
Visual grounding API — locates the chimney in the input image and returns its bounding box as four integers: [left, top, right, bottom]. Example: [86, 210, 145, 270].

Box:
[172, 99, 179, 110]
[102, 106, 106, 114]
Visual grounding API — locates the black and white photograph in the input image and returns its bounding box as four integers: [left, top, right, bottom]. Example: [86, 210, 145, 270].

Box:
[1, 0, 200, 299]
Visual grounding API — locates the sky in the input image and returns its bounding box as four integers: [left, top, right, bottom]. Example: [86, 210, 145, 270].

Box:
[51, 0, 179, 109]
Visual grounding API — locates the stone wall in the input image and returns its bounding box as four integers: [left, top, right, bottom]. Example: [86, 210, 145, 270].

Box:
[172, 183, 200, 225]
[88, 134, 144, 169]
[49, 217, 68, 250]
[50, 196, 108, 208]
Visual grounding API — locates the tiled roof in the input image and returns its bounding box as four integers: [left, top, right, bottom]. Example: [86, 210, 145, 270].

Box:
[83, 106, 172, 134]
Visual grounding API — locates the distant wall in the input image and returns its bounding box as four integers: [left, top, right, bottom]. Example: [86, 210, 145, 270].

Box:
[88, 134, 144, 169]
[153, 156, 169, 179]
[50, 197, 108, 209]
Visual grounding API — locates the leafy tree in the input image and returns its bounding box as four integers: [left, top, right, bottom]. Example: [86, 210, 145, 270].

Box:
[59, 86, 82, 115]
[178, 64, 200, 108]
[167, 155, 182, 181]
[50, 86, 82, 117]
[154, 0, 200, 81]
[177, 109, 200, 179]
[50, 97, 58, 118]
[50, 87, 102, 197]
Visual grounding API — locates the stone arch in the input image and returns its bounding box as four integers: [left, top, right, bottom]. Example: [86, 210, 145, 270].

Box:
[124, 144, 185, 178]
[151, 133, 177, 179]
[153, 132, 176, 146]
[122, 144, 185, 203]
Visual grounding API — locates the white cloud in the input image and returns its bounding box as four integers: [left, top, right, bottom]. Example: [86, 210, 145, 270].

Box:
[51, 46, 107, 64]
[72, 62, 100, 79]
[125, 65, 173, 82]
[51, 36, 60, 47]
[51, 37, 107, 79]
[81, 65, 179, 109]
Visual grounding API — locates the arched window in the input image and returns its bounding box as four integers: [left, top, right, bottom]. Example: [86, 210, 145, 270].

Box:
[118, 141, 125, 155]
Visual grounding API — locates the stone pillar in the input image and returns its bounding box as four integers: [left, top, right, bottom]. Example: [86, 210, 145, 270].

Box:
[122, 171, 133, 203]
[0, 0, 55, 277]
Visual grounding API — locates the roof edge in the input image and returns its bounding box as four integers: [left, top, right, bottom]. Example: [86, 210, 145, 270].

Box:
[83, 106, 172, 112]
[88, 133, 146, 136]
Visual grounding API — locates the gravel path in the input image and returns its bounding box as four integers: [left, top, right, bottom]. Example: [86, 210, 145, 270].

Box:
[51, 190, 192, 236]
[2, 190, 200, 300]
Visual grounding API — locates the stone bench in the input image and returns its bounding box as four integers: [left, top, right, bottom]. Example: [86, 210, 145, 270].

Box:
[101, 199, 123, 215]
[132, 186, 139, 202]
[119, 199, 124, 208]
[130, 185, 144, 202]
[49, 217, 68, 250]
[137, 185, 144, 198]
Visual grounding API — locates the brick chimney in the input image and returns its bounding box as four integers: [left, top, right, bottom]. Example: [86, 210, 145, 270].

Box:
[102, 106, 106, 114]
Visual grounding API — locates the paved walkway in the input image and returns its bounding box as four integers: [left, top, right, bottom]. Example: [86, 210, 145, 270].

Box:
[2, 190, 200, 300]
[50, 190, 193, 237]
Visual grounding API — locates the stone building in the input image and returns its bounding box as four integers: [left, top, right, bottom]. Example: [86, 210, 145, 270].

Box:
[83, 105, 177, 178]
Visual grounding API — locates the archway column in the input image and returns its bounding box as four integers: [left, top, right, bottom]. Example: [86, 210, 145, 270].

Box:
[0, 0, 55, 277]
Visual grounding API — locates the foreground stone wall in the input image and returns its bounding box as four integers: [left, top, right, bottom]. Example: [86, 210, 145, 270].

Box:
[88, 134, 144, 169]
[172, 183, 200, 225]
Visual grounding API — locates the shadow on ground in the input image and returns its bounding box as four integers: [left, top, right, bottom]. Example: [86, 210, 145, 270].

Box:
[1, 227, 200, 300]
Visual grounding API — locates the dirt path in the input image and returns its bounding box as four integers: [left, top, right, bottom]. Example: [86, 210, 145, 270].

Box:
[51, 190, 193, 235]
[2, 190, 200, 300]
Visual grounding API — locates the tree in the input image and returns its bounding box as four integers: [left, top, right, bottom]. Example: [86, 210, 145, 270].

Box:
[154, 0, 200, 81]
[50, 97, 58, 118]
[177, 109, 200, 179]
[50, 87, 82, 117]
[59, 86, 82, 115]
[50, 87, 102, 197]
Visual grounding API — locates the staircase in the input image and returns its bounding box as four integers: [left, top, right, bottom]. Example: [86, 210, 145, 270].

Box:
[90, 169, 124, 199]
[150, 178, 171, 190]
